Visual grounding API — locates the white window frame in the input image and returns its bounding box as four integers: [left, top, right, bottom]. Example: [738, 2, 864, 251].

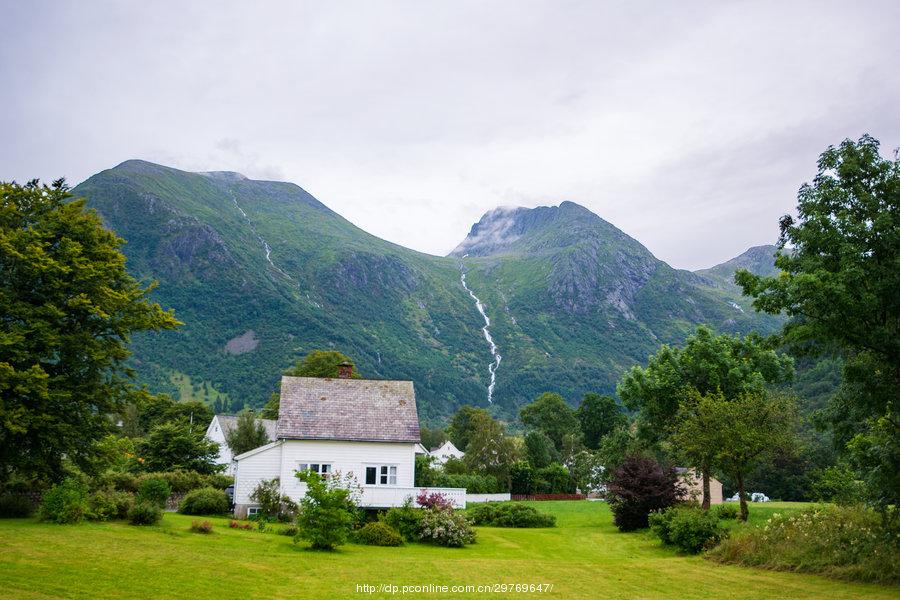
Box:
[247, 507, 261, 516]
[297, 463, 332, 477]
[364, 464, 398, 486]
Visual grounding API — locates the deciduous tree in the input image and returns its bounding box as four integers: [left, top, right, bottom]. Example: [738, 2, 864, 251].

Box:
[225, 410, 270, 457]
[0, 180, 179, 483]
[736, 134, 899, 518]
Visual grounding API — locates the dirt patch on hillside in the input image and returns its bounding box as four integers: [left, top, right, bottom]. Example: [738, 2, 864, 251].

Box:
[224, 330, 259, 355]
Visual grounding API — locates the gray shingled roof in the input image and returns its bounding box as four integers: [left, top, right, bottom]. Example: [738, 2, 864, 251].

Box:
[276, 376, 420, 443]
[215, 415, 277, 441]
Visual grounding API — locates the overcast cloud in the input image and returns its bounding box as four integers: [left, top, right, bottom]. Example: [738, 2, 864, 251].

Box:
[1, 0, 897, 269]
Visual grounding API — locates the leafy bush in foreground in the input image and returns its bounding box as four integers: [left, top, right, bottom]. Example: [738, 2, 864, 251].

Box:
[40, 479, 88, 524]
[607, 456, 681, 531]
[380, 499, 424, 541]
[0, 495, 34, 518]
[249, 478, 297, 522]
[293, 471, 358, 550]
[467, 502, 556, 528]
[88, 488, 134, 521]
[419, 509, 476, 547]
[707, 505, 900, 584]
[179, 487, 230, 515]
[136, 477, 171, 508]
[649, 506, 726, 554]
[129, 501, 162, 525]
[354, 521, 403, 546]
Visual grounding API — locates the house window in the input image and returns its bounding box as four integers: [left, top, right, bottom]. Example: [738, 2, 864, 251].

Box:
[365, 465, 397, 486]
[297, 463, 332, 477]
[247, 507, 261, 516]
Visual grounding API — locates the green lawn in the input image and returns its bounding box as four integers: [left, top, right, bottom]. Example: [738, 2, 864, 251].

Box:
[1, 501, 896, 599]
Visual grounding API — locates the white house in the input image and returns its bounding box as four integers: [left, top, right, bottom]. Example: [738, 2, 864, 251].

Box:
[205, 414, 277, 475]
[429, 440, 464, 466]
[232, 372, 465, 517]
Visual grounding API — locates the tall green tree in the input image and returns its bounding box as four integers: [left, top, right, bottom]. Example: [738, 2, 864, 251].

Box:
[524, 430, 559, 469]
[0, 180, 179, 483]
[225, 410, 271, 457]
[447, 405, 491, 452]
[577, 393, 627, 450]
[462, 411, 520, 487]
[137, 422, 220, 474]
[520, 392, 580, 451]
[261, 350, 360, 418]
[674, 391, 797, 521]
[736, 134, 899, 518]
[618, 325, 793, 507]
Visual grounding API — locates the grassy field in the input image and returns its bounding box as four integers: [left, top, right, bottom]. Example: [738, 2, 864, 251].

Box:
[0, 501, 896, 599]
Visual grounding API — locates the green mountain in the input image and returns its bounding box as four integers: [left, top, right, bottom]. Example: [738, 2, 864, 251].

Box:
[73, 161, 782, 421]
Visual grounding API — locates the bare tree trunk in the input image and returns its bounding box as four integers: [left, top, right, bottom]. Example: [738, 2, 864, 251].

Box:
[737, 471, 748, 522]
[701, 465, 711, 510]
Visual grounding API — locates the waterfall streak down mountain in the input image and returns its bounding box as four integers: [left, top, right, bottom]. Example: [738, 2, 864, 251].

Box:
[229, 192, 292, 280]
[460, 271, 501, 404]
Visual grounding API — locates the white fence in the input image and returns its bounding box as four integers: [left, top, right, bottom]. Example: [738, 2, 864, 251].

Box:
[358, 487, 466, 509]
[466, 493, 511, 503]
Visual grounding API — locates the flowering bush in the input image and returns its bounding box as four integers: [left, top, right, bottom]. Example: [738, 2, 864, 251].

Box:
[708, 505, 900, 584]
[419, 508, 476, 547]
[416, 491, 453, 511]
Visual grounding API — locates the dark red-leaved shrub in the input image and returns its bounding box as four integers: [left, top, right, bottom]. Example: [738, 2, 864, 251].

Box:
[607, 455, 682, 531]
[416, 491, 452, 511]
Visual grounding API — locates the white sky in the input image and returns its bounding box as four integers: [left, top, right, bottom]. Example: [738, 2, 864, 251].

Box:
[1, 0, 897, 269]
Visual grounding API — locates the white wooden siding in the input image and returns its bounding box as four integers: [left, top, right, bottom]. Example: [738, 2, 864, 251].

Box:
[279, 439, 415, 501]
[233, 441, 283, 505]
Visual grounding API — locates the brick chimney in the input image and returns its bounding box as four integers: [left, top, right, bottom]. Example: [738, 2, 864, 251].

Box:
[337, 361, 354, 379]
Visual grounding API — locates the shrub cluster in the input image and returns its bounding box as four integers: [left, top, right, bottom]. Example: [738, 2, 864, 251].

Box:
[467, 503, 556, 528]
[87, 488, 134, 521]
[94, 471, 233, 494]
[708, 505, 900, 584]
[129, 501, 162, 525]
[714, 504, 738, 520]
[0, 494, 34, 518]
[649, 506, 727, 554]
[136, 477, 171, 508]
[419, 508, 476, 547]
[354, 521, 404, 546]
[380, 500, 425, 541]
[249, 478, 297, 522]
[431, 473, 501, 494]
[39, 479, 89, 524]
[178, 487, 230, 515]
[190, 519, 213, 534]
